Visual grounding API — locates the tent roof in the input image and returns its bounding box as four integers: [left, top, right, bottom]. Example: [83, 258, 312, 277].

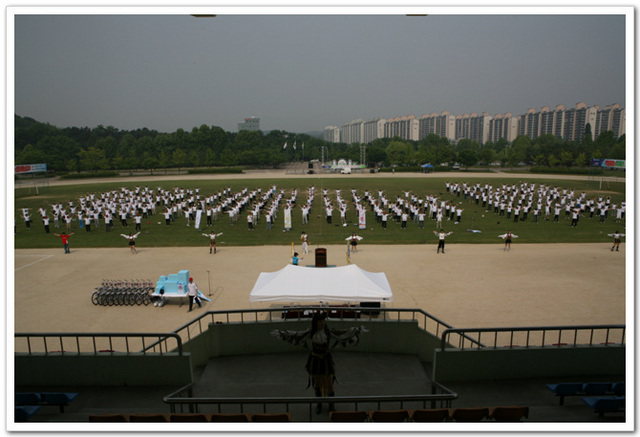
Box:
[421, 163, 434, 168]
[249, 264, 393, 303]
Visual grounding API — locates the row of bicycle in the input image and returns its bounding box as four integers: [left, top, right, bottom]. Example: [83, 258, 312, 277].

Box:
[95, 279, 155, 292]
[91, 279, 156, 306]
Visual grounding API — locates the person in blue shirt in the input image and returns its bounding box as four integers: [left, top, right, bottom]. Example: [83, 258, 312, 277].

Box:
[292, 252, 299, 265]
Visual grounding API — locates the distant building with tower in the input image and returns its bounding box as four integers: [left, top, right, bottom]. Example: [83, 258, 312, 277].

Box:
[238, 116, 260, 131]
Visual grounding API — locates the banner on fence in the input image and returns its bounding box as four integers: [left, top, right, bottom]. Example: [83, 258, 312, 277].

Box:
[591, 159, 625, 169]
[15, 163, 47, 174]
[601, 159, 625, 169]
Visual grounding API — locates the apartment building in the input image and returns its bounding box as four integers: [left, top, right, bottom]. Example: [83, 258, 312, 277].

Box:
[323, 126, 341, 143]
[518, 108, 541, 139]
[419, 112, 456, 141]
[594, 103, 626, 140]
[384, 115, 419, 141]
[341, 119, 365, 144]
[488, 113, 519, 143]
[363, 118, 386, 144]
[325, 102, 624, 145]
[455, 112, 492, 144]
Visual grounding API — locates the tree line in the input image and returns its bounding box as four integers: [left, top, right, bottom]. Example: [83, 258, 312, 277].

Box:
[15, 115, 625, 173]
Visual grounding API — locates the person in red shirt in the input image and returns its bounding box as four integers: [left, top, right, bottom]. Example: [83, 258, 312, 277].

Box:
[53, 232, 74, 254]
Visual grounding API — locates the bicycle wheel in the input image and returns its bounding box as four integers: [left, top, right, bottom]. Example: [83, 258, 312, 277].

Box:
[142, 294, 151, 306]
[91, 291, 100, 305]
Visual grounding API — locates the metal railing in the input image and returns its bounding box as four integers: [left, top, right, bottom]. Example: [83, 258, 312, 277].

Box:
[14, 332, 183, 356]
[157, 307, 462, 420]
[169, 306, 458, 345]
[163, 380, 458, 422]
[440, 325, 626, 351]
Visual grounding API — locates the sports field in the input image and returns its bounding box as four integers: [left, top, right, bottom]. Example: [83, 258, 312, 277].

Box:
[12, 170, 628, 336]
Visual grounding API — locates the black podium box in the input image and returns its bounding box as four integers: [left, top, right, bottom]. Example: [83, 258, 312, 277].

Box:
[315, 248, 327, 267]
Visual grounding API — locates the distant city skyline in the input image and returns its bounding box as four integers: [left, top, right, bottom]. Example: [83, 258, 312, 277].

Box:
[12, 9, 628, 134]
[324, 101, 625, 145]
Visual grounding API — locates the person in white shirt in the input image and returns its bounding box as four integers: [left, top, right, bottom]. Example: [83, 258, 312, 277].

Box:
[247, 212, 254, 230]
[203, 232, 223, 254]
[300, 231, 310, 255]
[346, 233, 363, 252]
[433, 229, 453, 254]
[187, 277, 202, 312]
[121, 232, 140, 254]
[498, 231, 518, 251]
[608, 231, 625, 252]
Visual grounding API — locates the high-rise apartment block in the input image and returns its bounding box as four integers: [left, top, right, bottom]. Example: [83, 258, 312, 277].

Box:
[383, 115, 419, 141]
[363, 118, 386, 144]
[323, 126, 341, 143]
[324, 102, 624, 145]
[341, 119, 365, 144]
[488, 113, 519, 143]
[419, 112, 456, 141]
[237, 116, 260, 131]
[595, 103, 625, 140]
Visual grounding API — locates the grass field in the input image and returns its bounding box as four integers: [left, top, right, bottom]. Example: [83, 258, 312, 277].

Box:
[13, 175, 626, 249]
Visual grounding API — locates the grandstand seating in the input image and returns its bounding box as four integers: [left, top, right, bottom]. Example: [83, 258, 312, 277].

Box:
[546, 382, 625, 405]
[488, 406, 529, 422]
[582, 397, 625, 417]
[409, 408, 450, 422]
[15, 392, 79, 413]
[329, 410, 369, 422]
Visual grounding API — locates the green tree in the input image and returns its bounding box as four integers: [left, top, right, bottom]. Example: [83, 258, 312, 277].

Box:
[123, 148, 139, 172]
[65, 159, 78, 173]
[78, 147, 109, 172]
[575, 152, 588, 167]
[434, 143, 456, 165]
[534, 154, 548, 166]
[415, 144, 436, 166]
[204, 148, 216, 167]
[593, 131, 617, 158]
[478, 147, 496, 168]
[173, 148, 187, 172]
[234, 130, 263, 151]
[16, 144, 47, 165]
[141, 152, 159, 175]
[188, 151, 200, 167]
[111, 155, 124, 170]
[219, 148, 238, 166]
[158, 150, 171, 173]
[457, 149, 478, 169]
[610, 142, 625, 159]
[559, 150, 574, 167]
[36, 135, 80, 171]
[581, 123, 594, 156]
[385, 140, 413, 166]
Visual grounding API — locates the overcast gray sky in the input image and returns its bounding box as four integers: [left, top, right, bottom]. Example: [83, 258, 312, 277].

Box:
[13, 11, 627, 134]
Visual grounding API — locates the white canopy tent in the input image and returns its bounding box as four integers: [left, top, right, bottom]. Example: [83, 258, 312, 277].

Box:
[249, 264, 393, 303]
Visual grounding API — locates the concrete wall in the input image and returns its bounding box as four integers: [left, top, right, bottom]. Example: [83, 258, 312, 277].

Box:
[15, 321, 625, 387]
[433, 346, 625, 382]
[15, 353, 193, 386]
[204, 320, 437, 362]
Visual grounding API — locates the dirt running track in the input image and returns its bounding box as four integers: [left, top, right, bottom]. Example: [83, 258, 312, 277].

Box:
[14, 242, 625, 336]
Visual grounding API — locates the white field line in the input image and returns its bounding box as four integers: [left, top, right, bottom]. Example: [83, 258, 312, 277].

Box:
[14, 254, 54, 271]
